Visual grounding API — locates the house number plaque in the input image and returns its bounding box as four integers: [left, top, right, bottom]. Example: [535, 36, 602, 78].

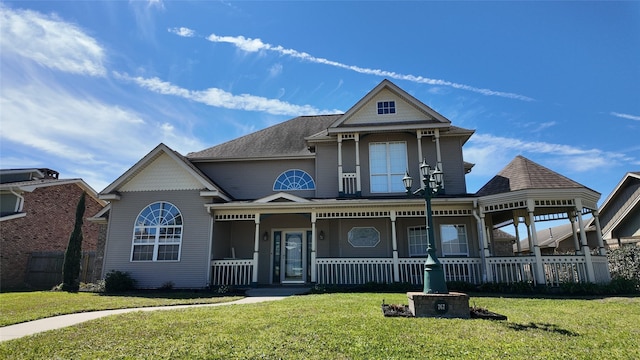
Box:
[435, 300, 448, 314]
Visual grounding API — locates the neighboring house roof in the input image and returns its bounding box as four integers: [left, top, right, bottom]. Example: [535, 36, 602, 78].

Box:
[0, 177, 106, 221]
[188, 115, 340, 160]
[100, 143, 231, 201]
[492, 228, 516, 241]
[590, 171, 640, 239]
[476, 155, 594, 197]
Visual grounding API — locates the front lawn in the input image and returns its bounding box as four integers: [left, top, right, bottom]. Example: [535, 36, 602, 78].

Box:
[1, 293, 638, 359]
[0, 291, 241, 326]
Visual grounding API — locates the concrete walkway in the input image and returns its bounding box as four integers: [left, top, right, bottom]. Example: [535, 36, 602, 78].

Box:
[0, 288, 310, 342]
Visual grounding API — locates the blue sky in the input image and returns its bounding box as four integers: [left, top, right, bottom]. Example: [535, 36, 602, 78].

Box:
[1, 1, 639, 204]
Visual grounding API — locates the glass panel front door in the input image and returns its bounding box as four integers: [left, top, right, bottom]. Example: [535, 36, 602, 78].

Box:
[283, 231, 304, 283]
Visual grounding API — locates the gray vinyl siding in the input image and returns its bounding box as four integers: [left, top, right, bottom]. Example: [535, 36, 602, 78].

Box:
[196, 159, 316, 200]
[318, 218, 392, 258]
[439, 137, 468, 195]
[103, 190, 211, 289]
[315, 143, 338, 198]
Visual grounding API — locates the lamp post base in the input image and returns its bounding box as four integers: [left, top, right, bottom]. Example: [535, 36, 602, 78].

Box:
[407, 292, 470, 319]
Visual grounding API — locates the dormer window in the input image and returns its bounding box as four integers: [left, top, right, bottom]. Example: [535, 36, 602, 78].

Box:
[377, 101, 396, 115]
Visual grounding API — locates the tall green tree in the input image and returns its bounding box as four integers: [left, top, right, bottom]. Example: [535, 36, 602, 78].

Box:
[62, 192, 86, 292]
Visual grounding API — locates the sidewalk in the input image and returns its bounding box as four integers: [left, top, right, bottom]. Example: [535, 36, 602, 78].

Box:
[1, 288, 309, 342]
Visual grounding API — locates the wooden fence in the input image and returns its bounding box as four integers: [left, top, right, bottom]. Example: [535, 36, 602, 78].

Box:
[25, 251, 97, 289]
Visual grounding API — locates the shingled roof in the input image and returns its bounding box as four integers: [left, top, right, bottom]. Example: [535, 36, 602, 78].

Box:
[187, 115, 341, 160]
[476, 155, 589, 197]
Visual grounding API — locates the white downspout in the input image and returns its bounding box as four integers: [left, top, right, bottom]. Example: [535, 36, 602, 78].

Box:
[10, 189, 25, 212]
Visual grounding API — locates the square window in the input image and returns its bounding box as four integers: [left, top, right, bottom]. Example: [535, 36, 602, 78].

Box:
[377, 100, 396, 115]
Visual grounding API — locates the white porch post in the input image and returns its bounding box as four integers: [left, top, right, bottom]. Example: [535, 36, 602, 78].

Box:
[354, 133, 361, 195]
[528, 200, 545, 285]
[434, 129, 442, 169]
[569, 210, 581, 253]
[311, 212, 318, 283]
[337, 135, 344, 194]
[524, 214, 533, 254]
[575, 200, 595, 282]
[479, 210, 492, 282]
[252, 214, 260, 285]
[390, 211, 400, 282]
[416, 131, 423, 163]
[513, 216, 522, 253]
[593, 210, 606, 255]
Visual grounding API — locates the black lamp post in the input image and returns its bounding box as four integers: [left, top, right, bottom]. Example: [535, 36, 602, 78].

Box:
[402, 159, 448, 294]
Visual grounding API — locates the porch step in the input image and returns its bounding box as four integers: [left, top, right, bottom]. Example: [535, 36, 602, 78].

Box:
[245, 287, 311, 297]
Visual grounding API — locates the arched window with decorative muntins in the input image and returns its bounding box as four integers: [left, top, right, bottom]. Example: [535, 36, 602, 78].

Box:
[273, 169, 316, 191]
[131, 201, 183, 261]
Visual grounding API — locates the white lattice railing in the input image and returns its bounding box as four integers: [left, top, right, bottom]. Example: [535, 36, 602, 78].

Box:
[316, 258, 394, 285]
[488, 256, 537, 285]
[211, 259, 253, 286]
[341, 173, 358, 196]
[398, 258, 483, 285]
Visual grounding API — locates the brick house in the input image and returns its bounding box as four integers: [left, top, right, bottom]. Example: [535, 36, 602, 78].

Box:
[0, 168, 106, 290]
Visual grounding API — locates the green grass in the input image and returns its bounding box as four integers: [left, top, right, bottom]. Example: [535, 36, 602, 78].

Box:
[0, 291, 241, 326]
[1, 293, 639, 359]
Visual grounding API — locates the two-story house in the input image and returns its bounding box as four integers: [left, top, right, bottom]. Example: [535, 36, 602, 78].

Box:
[97, 80, 610, 289]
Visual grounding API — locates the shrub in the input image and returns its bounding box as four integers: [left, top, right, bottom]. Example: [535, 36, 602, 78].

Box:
[159, 281, 174, 291]
[608, 246, 640, 283]
[104, 270, 136, 293]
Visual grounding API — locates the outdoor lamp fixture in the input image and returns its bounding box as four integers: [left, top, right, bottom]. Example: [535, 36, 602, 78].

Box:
[403, 159, 448, 294]
[319, 230, 325, 241]
[263, 232, 269, 242]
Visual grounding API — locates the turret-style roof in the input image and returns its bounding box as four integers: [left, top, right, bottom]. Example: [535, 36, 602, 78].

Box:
[476, 155, 593, 197]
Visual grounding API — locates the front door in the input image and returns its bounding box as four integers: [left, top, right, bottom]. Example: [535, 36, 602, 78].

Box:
[273, 230, 311, 284]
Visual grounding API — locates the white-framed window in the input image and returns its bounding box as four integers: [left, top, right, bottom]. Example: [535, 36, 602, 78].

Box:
[131, 201, 183, 262]
[407, 226, 427, 257]
[377, 100, 396, 114]
[348, 227, 380, 248]
[440, 224, 468, 256]
[369, 141, 407, 193]
[273, 169, 315, 190]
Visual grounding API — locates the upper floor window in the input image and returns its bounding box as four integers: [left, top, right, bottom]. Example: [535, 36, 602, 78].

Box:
[273, 169, 316, 191]
[369, 142, 407, 193]
[377, 101, 396, 115]
[440, 224, 468, 256]
[131, 202, 182, 262]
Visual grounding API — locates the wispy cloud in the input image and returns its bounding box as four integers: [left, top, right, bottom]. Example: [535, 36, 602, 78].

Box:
[201, 32, 534, 101]
[611, 112, 640, 121]
[168, 27, 195, 37]
[114, 72, 342, 116]
[465, 133, 635, 176]
[0, 5, 106, 76]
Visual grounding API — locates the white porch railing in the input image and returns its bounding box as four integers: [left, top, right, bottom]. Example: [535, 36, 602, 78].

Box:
[210, 256, 611, 287]
[210, 259, 253, 286]
[398, 258, 483, 285]
[488, 257, 537, 285]
[316, 258, 394, 285]
[341, 173, 358, 196]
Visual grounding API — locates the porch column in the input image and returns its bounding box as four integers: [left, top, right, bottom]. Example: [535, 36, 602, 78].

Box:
[338, 135, 344, 195]
[575, 200, 595, 282]
[479, 210, 492, 282]
[524, 214, 533, 254]
[416, 131, 423, 163]
[434, 129, 442, 170]
[354, 133, 361, 196]
[252, 214, 260, 285]
[569, 210, 581, 254]
[390, 211, 400, 282]
[311, 212, 318, 283]
[527, 200, 545, 286]
[513, 216, 522, 254]
[592, 210, 606, 255]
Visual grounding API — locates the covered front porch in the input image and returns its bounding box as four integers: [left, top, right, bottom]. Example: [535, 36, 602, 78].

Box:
[207, 193, 611, 288]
